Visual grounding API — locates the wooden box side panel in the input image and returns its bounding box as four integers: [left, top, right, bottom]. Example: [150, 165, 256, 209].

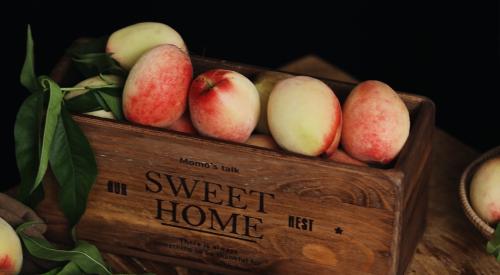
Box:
[395, 100, 435, 274]
[38, 115, 402, 275]
[82, 116, 400, 274]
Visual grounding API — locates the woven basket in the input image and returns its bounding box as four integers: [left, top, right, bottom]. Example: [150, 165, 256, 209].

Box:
[459, 146, 500, 240]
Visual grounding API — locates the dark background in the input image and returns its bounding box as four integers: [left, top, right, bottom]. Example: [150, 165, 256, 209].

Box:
[2, 2, 499, 188]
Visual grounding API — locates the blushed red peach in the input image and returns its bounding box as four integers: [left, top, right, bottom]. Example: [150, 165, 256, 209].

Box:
[341, 80, 410, 164]
[168, 112, 197, 134]
[0, 218, 22, 275]
[106, 22, 187, 70]
[123, 44, 192, 128]
[267, 76, 342, 156]
[189, 69, 260, 143]
[246, 134, 279, 150]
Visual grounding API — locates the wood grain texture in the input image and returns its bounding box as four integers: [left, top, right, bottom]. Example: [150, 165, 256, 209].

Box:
[41, 114, 401, 274]
[36, 54, 434, 274]
[406, 131, 499, 275]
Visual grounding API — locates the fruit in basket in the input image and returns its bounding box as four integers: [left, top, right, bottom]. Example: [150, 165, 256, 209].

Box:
[246, 134, 279, 150]
[254, 71, 292, 134]
[189, 69, 260, 143]
[328, 148, 368, 166]
[470, 157, 500, 224]
[168, 112, 197, 134]
[123, 44, 192, 128]
[106, 22, 187, 70]
[267, 76, 342, 156]
[325, 119, 343, 157]
[0, 217, 22, 275]
[65, 75, 123, 119]
[341, 80, 410, 164]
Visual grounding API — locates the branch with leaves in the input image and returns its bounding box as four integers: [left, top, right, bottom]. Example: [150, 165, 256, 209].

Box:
[487, 224, 500, 261]
[16, 26, 98, 227]
[15, 25, 124, 225]
[13, 25, 155, 274]
[16, 221, 154, 275]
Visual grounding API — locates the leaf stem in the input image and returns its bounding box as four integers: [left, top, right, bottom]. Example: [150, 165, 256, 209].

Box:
[17, 223, 112, 275]
[60, 84, 122, 91]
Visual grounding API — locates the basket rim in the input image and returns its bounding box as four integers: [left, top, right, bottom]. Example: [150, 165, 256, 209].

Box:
[459, 146, 500, 239]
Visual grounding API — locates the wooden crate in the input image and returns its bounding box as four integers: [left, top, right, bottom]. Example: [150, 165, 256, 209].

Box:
[37, 55, 435, 275]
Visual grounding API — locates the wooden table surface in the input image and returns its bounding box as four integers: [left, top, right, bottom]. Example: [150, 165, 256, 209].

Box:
[90, 57, 498, 274]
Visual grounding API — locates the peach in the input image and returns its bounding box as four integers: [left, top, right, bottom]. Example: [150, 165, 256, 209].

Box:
[65, 75, 123, 119]
[0, 217, 22, 275]
[123, 44, 192, 128]
[106, 22, 187, 70]
[168, 112, 197, 134]
[341, 80, 410, 164]
[246, 134, 279, 150]
[328, 148, 368, 166]
[470, 157, 500, 224]
[253, 71, 292, 134]
[267, 76, 342, 156]
[325, 119, 342, 156]
[189, 69, 260, 143]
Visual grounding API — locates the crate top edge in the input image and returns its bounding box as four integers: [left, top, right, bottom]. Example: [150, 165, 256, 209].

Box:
[72, 113, 403, 181]
[191, 54, 433, 108]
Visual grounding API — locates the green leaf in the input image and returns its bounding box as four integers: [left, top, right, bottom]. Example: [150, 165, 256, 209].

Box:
[67, 37, 125, 77]
[93, 91, 111, 112]
[93, 87, 124, 120]
[65, 91, 103, 114]
[72, 241, 111, 275]
[15, 91, 44, 204]
[16, 222, 112, 275]
[49, 106, 97, 225]
[40, 267, 63, 275]
[58, 261, 84, 274]
[64, 85, 124, 120]
[72, 53, 125, 77]
[32, 76, 64, 193]
[486, 223, 500, 261]
[20, 25, 41, 93]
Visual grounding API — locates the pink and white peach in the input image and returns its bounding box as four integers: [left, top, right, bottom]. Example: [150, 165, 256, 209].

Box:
[0, 217, 22, 275]
[341, 80, 410, 164]
[328, 148, 368, 166]
[168, 112, 197, 135]
[189, 69, 260, 143]
[123, 44, 193, 128]
[246, 134, 279, 150]
[106, 22, 187, 70]
[470, 157, 500, 224]
[253, 71, 292, 134]
[267, 76, 342, 156]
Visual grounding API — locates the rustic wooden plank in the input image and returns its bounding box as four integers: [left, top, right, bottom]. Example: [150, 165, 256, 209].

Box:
[280, 55, 358, 83]
[71, 115, 400, 274]
[394, 100, 434, 274]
